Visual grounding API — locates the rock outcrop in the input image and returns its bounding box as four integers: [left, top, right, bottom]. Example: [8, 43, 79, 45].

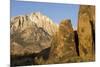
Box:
[77, 5, 95, 61]
[48, 19, 77, 63]
[35, 20, 78, 64]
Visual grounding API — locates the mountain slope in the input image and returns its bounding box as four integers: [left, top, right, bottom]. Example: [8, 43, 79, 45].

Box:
[11, 12, 58, 56]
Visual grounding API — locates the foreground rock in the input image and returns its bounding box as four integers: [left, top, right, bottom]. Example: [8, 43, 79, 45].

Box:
[49, 19, 77, 62]
[77, 5, 95, 61]
[36, 19, 78, 64]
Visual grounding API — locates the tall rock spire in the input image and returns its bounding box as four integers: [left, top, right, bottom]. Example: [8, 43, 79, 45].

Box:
[77, 5, 95, 61]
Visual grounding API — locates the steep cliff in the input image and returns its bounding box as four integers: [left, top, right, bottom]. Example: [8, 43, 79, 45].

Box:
[35, 20, 78, 64]
[77, 5, 95, 61]
[49, 19, 77, 63]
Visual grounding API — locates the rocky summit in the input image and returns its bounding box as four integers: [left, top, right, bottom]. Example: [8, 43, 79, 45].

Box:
[11, 12, 58, 56]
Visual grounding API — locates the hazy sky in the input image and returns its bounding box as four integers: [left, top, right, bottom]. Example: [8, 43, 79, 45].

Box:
[11, 0, 80, 29]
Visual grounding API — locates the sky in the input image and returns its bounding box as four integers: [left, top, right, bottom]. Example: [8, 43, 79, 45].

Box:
[11, 0, 80, 29]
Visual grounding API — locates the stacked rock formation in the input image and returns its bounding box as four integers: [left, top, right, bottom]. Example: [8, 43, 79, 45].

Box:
[77, 5, 95, 61]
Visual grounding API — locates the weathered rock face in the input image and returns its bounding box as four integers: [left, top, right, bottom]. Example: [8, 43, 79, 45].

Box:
[47, 19, 77, 63]
[11, 12, 58, 56]
[77, 5, 95, 61]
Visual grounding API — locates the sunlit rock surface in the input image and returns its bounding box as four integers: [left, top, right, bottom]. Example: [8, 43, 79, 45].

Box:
[77, 5, 95, 61]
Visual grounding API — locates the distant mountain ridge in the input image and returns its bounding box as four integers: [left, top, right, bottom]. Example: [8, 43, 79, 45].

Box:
[11, 12, 58, 56]
[11, 12, 58, 36]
